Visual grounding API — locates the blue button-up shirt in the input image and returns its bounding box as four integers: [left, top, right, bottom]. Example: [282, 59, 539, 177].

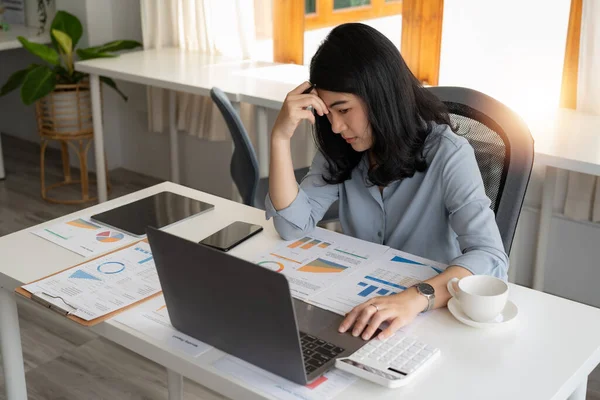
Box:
[266, 124, 509, 280]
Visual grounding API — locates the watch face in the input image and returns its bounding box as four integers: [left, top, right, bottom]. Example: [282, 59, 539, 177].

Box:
[417, 283, 435, 296]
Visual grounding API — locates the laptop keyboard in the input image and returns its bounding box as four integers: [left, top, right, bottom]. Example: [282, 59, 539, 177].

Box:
[300, 332, 345, 374]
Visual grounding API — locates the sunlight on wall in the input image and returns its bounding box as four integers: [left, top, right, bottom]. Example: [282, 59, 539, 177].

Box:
[303, 15, 402, 65]
[439, 0, 571, 128]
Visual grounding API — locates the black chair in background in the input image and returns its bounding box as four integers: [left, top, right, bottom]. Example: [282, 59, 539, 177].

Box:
[210, 87, 338, 222]
[427, 86, 534, 254]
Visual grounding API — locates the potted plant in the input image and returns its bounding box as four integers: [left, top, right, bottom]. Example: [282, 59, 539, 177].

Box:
[0, 10, 141, 106]
[0, 10, 142, 203]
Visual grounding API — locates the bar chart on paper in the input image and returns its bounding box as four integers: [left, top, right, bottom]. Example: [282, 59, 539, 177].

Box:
[288, 236, 332, 250]
[310, 258, 441, 316]
[254, 227, 391, 300]
[134, 246, 154, 264]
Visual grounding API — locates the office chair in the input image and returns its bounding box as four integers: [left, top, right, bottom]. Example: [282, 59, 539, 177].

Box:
[427, 86, 534, 255]
[210, 87, 339, 222]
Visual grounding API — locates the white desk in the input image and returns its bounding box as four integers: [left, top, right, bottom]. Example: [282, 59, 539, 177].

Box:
[74, 48, 288, 202]
[0, 24, 50, 180]
[0, 24, 49, 51]
[527, 109, 600, 291]
[2, 182, 600, 400]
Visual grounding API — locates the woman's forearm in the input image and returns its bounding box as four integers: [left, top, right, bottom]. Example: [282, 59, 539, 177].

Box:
[269, 137, 300, 210]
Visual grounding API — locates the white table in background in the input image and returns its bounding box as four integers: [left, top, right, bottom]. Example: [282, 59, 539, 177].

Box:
[74, 48, 285, 203]
[233, 63, 311, 176]
[0, 24, 49, 51]
[0, 24, 50, 180]
[527, 109, 600, 290]
[1, 182, 600, 400]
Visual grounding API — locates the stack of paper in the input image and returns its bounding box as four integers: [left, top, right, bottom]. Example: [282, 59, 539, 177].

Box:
[23, 242, 161, 321]
[254, 227, 447, 316]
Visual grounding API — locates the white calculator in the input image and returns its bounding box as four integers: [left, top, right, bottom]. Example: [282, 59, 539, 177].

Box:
[335, 332, 440, 388]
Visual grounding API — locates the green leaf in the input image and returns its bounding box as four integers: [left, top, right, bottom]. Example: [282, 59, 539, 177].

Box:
[51, 29, 73, 57]
[100, 76, 128, 102]
[18, 37, 60, 66]
[50, 11, 83, 49]
[87, 40, 142, 54]
[0, 64, 38, 96]
[76, 48, 117, 61]
[20, 65, 57, 105]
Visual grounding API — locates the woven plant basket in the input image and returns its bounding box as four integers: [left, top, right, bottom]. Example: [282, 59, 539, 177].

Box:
[35, 80, 109, 204]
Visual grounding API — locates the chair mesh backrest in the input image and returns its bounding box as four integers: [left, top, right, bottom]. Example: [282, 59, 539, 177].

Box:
[427, 87, 534, 254]
[210, 87, 259, 206]
[447, 108, 507, 214]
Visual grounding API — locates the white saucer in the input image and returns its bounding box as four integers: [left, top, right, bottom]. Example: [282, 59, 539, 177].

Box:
[447, 297, 518, 329]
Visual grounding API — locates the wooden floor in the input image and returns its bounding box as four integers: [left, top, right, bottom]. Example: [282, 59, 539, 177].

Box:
[0, 133, 225, 399]
[0, 133, 599, 399]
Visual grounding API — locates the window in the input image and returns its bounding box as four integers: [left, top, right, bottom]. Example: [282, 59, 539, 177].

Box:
[305, 0, 402, 30]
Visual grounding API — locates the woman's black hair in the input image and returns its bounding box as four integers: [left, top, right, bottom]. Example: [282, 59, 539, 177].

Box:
[309, 23, 454, 186]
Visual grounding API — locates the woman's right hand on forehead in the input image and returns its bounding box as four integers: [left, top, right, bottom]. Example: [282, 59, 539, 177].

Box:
[271, 81, 329, 141]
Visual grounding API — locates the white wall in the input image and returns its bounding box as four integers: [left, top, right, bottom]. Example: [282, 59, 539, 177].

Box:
[439, 0, 572, 128]
[0, 48, 40, 143]
[510, 166, 600, 307]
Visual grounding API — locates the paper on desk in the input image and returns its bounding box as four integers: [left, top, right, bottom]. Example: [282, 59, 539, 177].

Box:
[253, 228, 389, 300]
[23, 242, 161, 321]
[213, 356, 357, 400]
[310, 248, 448, 316]
[33, 217, 136, 257]
[113, 295, 212, 357]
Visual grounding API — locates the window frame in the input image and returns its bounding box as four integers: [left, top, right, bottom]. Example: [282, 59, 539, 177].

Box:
[305, 0, 402, 31]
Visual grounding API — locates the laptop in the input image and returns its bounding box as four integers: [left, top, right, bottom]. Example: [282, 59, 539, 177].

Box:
[146, 227, 369, 385]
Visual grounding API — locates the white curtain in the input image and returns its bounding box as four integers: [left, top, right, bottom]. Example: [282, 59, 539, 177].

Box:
[140, 0, 256, 140]
[563, 0, 600, 223]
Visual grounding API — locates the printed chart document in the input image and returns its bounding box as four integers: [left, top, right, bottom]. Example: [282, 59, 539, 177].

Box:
[254, 228, 389, 299]
[33, 217, 136, 257]
[113, 295, 212, 357]
[22, 242, 161, 321]
[310, 248, 447, 315]
[213, 356, 357, 400]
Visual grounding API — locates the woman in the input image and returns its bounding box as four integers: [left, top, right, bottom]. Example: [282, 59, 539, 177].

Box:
[265, 23, 508, 341]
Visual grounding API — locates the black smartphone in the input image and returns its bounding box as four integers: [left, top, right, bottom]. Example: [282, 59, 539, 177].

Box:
[199, 221, 263, 252]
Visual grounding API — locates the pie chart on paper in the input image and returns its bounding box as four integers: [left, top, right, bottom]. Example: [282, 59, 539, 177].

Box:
[258, 261, 284, 273]
[96, 231, 125, 243]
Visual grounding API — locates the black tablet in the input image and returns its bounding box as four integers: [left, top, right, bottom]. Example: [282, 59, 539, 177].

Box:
[90, 191, 214, 237]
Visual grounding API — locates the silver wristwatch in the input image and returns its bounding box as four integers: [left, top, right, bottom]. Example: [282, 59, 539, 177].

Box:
[414, 282, 435, 313]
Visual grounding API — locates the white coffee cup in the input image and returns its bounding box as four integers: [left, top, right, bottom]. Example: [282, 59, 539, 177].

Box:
[447, 275, 509, 322]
